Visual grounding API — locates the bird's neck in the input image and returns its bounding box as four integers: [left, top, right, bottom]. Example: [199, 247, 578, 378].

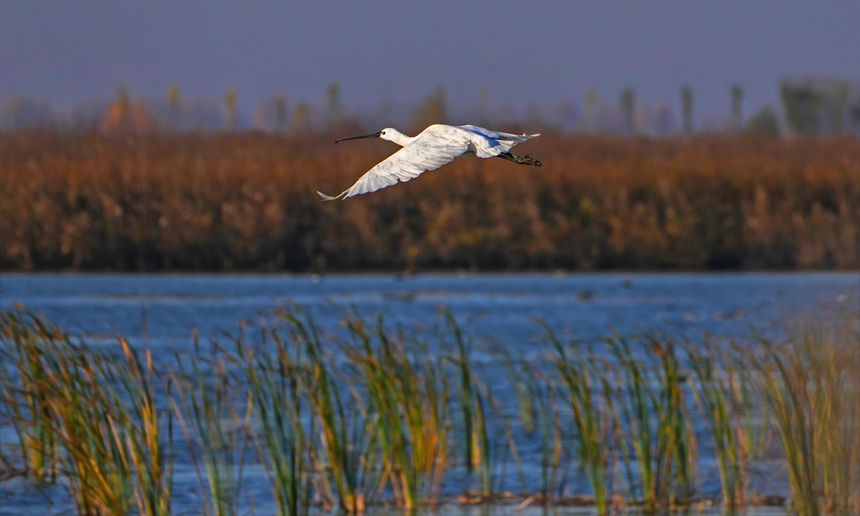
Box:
[387, 129, 413, 147]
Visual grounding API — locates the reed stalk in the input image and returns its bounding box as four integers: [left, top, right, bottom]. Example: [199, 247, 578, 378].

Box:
[171, 342, 248, 516]
[341, 315, 416, 508]
[341, 312, 455, 509]
[443, 309, 493, 498]
[743, 322, 860, 516]
[237, 330, 312, 516]
[277, 307, 367, 513]
[688, 338, 746, 507]
[0, 310, 175, 515]
[113, 339, 174, 516]
[2, 305, 858, 515]
[493, 346, 534, 494]
[542, 323, 611, 515]
[0, 310, 59, 481]
[607, 334, 697, 511]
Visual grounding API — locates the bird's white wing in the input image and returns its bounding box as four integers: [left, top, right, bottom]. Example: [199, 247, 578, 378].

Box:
[318, 136, 468, 201]
[458, 125, 524, 141]
[457, 125, 540, 158]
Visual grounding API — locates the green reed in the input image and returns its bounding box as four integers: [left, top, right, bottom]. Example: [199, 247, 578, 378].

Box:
[442, 309, 493, 499]
[607, 334, 697, 511]
[172, 338, 248, 516]
[2, 305, 859, 515]
[537, 380, 564, 503]
[688, 337, 749, 508]
[235, 327, 313, 516]
[0, 310, 173, 516]
[743, 321, 860, 516]
[340, 313, 451, 509]
[543, 323, 611, 515]
[0, 310, 59, 481]
[46, 347, 133, 516]
[277, 307, 367, 513]
[491, 344, 535, 495]
[113, 339, 174, 516]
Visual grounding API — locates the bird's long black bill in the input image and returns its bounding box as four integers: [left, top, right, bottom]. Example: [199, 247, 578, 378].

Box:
[334, 132, 381, 143]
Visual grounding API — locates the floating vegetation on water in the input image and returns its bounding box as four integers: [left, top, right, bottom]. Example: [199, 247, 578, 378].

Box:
[0, 306, 858, 516]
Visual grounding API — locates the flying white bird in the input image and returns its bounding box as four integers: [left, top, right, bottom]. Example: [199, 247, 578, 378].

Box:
[317, 124, 542, 201]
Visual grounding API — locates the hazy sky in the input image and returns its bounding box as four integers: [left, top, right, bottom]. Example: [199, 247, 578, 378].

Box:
[1, 1, 858, 120]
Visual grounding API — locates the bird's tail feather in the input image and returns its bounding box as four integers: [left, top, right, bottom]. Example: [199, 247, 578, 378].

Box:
[317, 190, 348, 201]
[495, 133, 540, 142]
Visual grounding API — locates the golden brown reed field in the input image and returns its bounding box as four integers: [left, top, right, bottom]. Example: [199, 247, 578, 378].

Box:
[1, 130, 858, 272]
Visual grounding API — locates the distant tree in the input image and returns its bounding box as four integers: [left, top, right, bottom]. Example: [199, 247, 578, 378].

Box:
[69, 101, 103, 131]
[253, 105, 268, 130]
[851, 103, 860, 134]
[116, 85, 131, 131]
[747, 107, 780, 138]
[168, 84, 181, 131]
[129, 101, 156, 134]
[430, 86, 447, 124]
[831, 81, 849, 133]
[178, 100, 220, 131]
[292, 102, 311, 132]
[681, 86, 693, 134]
[100, 87, 156, 135]
[779, 78, 860, 135]
[1, 97, 54, 130]
[327, 83, 341, 128]
[730, 84, 743, 132]
[99, 86, 133, 134]
[583, 91, 597, 133]
[620, 86, 635, 134]
[413, 86, 447, 129]
[1, 98, 23, 129]
[780, 81, 820, 135]
[653, 102, 675, 135]
[224, 90, 237, 131]
[274, 96, 288, 133]
[783, 78, 855, 135]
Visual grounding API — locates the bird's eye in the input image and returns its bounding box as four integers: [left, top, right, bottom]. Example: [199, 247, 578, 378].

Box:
[381, 131, 386, 135]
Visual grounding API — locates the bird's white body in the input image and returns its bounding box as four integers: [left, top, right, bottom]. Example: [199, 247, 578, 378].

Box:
[318, 124, 540, 200]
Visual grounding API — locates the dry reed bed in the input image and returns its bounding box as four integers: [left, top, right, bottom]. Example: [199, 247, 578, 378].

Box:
[1, 307, 858, 516]
[1, 131, 859, 271]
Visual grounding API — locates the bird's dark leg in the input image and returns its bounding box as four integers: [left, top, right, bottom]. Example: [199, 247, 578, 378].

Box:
[497, 152, 542, 167]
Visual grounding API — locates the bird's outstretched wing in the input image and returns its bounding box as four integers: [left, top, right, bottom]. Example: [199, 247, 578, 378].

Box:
[457, 125, 540, 158]
[458, 125, 528, 141]
[317, 136, 468, 201]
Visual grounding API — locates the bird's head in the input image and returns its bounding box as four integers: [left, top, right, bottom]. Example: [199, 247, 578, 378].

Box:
[335, 127, 407, 145]
[379, 128, 410, 145]
[378, 128, 399, 142]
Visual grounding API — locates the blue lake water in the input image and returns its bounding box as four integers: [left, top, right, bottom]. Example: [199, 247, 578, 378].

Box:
[0, 272, 858, 514]
[1, 272, 857, 348]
